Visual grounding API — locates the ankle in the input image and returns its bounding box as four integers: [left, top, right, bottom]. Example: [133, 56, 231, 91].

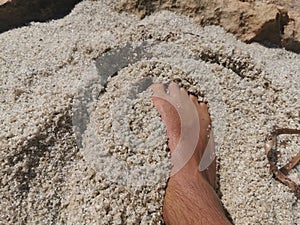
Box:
[169, 168, 209, 193]
[164, 176, 231, 225]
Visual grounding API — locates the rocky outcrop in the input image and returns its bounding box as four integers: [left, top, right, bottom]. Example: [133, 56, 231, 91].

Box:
[281, 10, 300, 53]
[0, 0, 81, 33]
[1, 0, 300, 53]
[116, 0, 300, 53]
[0, 0, 11, 6]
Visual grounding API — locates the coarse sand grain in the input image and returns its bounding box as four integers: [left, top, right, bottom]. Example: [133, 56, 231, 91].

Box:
[0, 0, 299, 224]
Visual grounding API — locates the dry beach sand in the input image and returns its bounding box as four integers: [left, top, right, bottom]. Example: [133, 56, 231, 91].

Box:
[0, 0, 299, 224]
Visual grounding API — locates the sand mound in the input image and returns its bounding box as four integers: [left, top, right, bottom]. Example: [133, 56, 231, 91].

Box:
[0, 1, 299, 224]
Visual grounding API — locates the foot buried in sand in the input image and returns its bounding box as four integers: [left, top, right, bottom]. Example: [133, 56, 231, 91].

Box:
[151, 82, 232, 225]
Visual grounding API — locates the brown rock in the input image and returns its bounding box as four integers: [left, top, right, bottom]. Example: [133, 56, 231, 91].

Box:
[0, 0, 82, 33]
[116, 0, 300, 53]
[281, 10, 300, 53]
[0, 0, 11, 6]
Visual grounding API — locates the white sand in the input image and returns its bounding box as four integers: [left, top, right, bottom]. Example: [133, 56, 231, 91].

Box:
[0, 0, 299, 224]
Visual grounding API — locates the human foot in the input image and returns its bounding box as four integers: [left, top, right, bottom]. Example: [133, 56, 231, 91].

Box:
[150, 82, 231, 225]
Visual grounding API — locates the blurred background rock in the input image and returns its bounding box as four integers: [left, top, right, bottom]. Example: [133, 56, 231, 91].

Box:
[0, 0, 81, 33]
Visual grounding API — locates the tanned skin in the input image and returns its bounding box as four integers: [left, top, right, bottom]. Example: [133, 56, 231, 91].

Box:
[151, 83, 232, 225]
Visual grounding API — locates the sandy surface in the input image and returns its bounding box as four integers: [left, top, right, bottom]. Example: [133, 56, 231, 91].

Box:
[0, 0, 299, 224]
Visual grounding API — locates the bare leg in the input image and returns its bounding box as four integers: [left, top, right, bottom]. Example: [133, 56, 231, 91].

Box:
[151, 83, 231, 225]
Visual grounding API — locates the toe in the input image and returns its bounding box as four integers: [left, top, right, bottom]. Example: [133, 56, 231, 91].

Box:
[179, 87, 190, 99]
[168, 82, 181, 97]
[189, 96, 211, 130]
[198, 103, 211, 127]
[150, 83, 167, 97]
[190, 95, 199, 106]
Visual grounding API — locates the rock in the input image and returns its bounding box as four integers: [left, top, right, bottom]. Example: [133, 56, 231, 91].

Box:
[2, 0, 299, 53]
[115, 0, 300, 53]
[0, 0, 11, 6]
[282, 10, 300, 53]
[0, 0, 82, 33]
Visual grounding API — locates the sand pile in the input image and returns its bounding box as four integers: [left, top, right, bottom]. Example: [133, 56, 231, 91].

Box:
[0, 0, 299, 224]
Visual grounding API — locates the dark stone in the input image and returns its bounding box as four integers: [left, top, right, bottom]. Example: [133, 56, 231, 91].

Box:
[0, 0, 82, 33]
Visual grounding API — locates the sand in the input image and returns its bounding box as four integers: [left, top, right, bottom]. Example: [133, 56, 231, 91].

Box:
[0, 0, 299, 224]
